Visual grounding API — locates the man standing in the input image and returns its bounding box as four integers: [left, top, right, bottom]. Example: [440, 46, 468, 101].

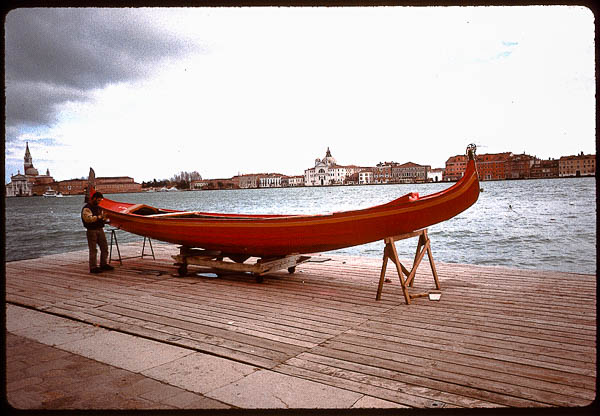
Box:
[82, 191, 114, 273]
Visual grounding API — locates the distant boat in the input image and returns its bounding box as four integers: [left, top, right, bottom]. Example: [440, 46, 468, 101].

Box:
[91, 145, 480, 257]
[42, 189, 63, 197]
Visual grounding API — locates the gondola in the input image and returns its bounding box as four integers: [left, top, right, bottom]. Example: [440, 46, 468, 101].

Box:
[91, 145, 479, 258]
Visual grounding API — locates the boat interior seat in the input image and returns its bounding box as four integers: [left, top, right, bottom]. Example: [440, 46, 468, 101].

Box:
[125, 204, 163, 216]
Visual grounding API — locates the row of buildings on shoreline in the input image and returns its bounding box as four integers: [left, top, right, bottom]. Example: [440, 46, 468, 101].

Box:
[444, 151, 596, 181]
[5, 143, 597, 196]
[193, 147, 596, 190]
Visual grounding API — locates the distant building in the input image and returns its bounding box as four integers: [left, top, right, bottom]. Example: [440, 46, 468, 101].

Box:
[190, 180, 208, 189]
[392, 162, 430, 183]
[281, 175, 304, 187]
[199, 178, 237, 190]
[58, 178, 87, 195]
[232, 174, 259, 189]
[5, 142, 56, 196]
[94, 177, 142, 194]
[258, 174, 283, 188]
[559, 153, 596, 177]
[506, 153, 535, 179]
[372, 162, 394, 184]
[443, 154, 468, 181]
[5, 172, 32, 196]
[530, 158, 559, 179]
[477, 152, 512, 181]
[304, 147, 338, 186]
[444, 152, 515, 181]
[328, 164, 362, 185]
[358, 170, 373, 184]
[428, 168, 444, 183]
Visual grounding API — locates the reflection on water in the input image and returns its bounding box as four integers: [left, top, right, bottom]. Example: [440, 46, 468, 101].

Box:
[5, 177, 596, 274]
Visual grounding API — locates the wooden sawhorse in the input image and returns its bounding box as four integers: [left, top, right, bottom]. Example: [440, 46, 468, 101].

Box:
[109, 228, 155, 265]
[376, 228, 440, 304]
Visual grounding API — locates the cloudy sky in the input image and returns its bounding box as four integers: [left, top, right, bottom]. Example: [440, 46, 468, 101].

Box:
[4, 6, 596, 184]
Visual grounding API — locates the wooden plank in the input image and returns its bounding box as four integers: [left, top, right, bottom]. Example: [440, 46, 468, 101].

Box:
[331, 332, 595, 393]
[280, 356, 521, 408]
[98, 303, 306, 357]
[308, 344, 591, 407]
[357, 320, 594, 365]
[280, 353, 539, 408]
[346, 328, 594, 375]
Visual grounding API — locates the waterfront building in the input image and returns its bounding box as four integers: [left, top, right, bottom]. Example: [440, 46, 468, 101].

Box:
[33, 170, 57, 195]
[258, 174, 283, 188]
[530, 158, 559, 179]
[372, 162, 394, 184]
[445, 152, 512, 181]
[392, 162, 430, 183]
[232, 174, 259, 189]
[328, 164, 361, 185]
[93, 177, 141, 194]
[281, 175, 304, 187]
[5, 142, 56, 196]
[506, 153, 535, 179]
[477, 152, 512, 181]
[57, 178, 87, 195]
[199, 178, 237, 190]
[428, 168, 444, 183]
[443, 155, 468, 181]
[5, 172, 32, 196]
[559, 153, 596, 177]
[304, 147, 338, 186]
[289, 175, 304, 186]
[190, 180, 209, 189]
[55, 176, 141, 195]
[358, 170, 373, 184]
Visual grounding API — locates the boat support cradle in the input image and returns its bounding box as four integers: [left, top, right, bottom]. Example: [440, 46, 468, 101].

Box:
[172, 247, 311, 283]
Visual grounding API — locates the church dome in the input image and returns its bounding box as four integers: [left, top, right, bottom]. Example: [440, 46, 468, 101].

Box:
[322, 147, 336, 166]
[25, 167, 39, 176]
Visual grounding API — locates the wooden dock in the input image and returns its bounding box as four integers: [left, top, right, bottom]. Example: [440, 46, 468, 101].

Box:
[5, 241, 596, 408]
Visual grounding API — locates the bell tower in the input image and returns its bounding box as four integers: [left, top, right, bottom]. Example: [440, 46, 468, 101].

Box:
[24, 142, 33, 170]
[23, 142, 39, 176]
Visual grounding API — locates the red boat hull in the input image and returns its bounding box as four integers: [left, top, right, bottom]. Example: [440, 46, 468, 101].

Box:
[98, 153, 479, 256]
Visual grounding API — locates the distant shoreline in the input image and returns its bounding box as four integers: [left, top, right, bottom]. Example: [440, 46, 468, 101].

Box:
[6, 174, 595, 197]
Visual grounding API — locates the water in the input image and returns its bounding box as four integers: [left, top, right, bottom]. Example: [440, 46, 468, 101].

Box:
[4, 177, 596, 274]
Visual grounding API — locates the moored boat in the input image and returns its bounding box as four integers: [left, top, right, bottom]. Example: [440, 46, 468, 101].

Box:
[42, 188, 63, 197]
[93, 145, 480, 257]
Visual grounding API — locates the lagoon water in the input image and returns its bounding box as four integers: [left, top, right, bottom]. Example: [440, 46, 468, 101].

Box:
[4, 177, 596, 275]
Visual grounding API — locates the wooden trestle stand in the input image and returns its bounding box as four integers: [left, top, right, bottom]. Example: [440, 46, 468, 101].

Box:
[376, 228, 440, 304]
[109, 228, 155, 265]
